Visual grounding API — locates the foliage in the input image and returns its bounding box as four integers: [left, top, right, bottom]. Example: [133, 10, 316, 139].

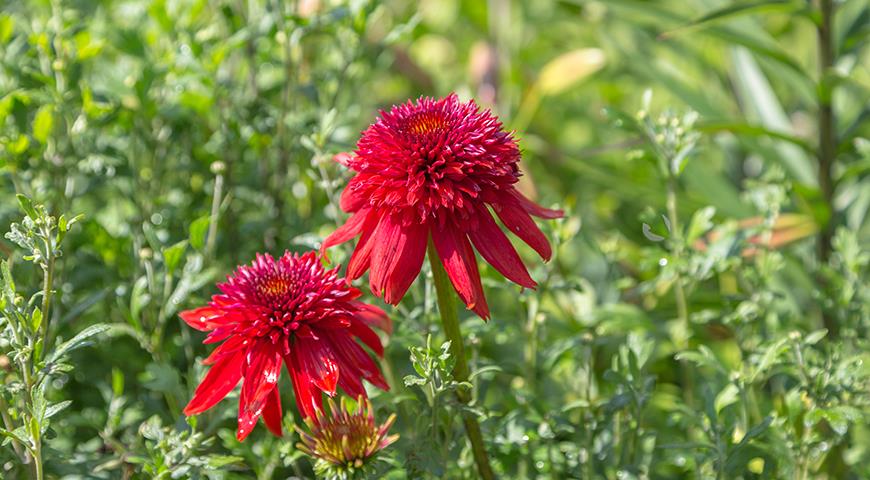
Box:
[0, 0, 868, 478]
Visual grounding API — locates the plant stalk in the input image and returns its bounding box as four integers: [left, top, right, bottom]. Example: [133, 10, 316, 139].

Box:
[427, 239, 496, 480]
[666, 175, 693, 406]
[816, 0, 838, 337]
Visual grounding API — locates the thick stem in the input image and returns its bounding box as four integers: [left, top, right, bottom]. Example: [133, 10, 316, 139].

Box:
[40, 235, 55, 358]
[427, 239, 496, 480]
[816, 0, 838, 337]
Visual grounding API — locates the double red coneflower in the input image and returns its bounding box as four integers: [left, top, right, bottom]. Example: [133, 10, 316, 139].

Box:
[180, 252, 390, 441]
[324, 94, 562, 319]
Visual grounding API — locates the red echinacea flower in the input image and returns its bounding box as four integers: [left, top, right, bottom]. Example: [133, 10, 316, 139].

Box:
[323, 94, 562, 319]
[180, 251, 391, 441]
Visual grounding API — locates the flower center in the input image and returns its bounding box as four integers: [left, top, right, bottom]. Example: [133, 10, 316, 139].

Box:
[406, 111, 447, 135]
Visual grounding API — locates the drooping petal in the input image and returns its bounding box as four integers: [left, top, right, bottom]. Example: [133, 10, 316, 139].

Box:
[237, 340, 282, 441]
[321, 209, 371, 256]
[348, 319, 385, 357]
[286, 353, 322, 419]
[328, 332, 390, 392]
[346, 214, 379, 280]
[350, 301, 392, 334]
[494, 193, 553, 260]
[510, 188, 564, 219]
[467, 208, 536, 288]
[184, 348, 245, 416]
[293, 336, 339, 396]
[202, 334, 247, 365]
[261, 386, 283, 437]
[369, 215, 427, 304]
[432, 222, 490, 319]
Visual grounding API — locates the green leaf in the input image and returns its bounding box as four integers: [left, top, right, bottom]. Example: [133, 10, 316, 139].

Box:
[661, 1, 801, 37]
[686, 207, 716, 243]
[48, 324, 111, 363]
[30, 307, 42, 333]
[16, 194, 38, 220]
[44, 400, 72, 420]
[189, 216, 210, 251]
[32, 105, 53, 143]
[715, 383, 740, 414]
[162, 240, 188, 276]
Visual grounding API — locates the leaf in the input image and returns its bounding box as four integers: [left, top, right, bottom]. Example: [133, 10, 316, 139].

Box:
[0, 427, 29, 450]
[537, 48, 606, 95]
[16, 194, 38, 220]
[661, 1, 801, 38]
[48, 324, 111, 363]
[32, 105, 53, 143]
[162, 240, 188, 276]
[686, 207, 716, 243]
[469, 365, 502, 381]
[748, 338, 788, 383]
[207, 455, 244, 468]
[715, 383, 740, 414]
[730, 48, 814, 184]
[803, 329, 828, 345]
[44, 400, 72, 420]
[642, 223, 665, 242]
[189, 216, 210, 251]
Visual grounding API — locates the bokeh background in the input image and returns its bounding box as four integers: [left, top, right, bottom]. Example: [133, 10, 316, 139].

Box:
[1, 0, 868, 478]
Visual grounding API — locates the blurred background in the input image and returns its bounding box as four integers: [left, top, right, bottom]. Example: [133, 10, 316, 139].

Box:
[0, 0, 868, 478]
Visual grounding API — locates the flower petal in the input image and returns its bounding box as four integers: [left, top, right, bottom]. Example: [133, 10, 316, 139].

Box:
[467, 208, 536, 288]
[369, 215, 427, 304]
[287, 353, 322, 419]
[431, 223, 490, 319]
[494, 194, 553, 260]
[179, 306, 230, 332]
[340, 176, 369, 212]
[321, 209, 371, 256]
[237, 340, 282, 441]
[348, 319, 385, 357]
[328, 331, 389, 392]
[350, 301, 392, 334]
[261, 386, 283, 437]
[346, 214, 379, 280]
[293, 336, 340, 396]
[511, 188, 563, 219]
[184, 348, 244, 416]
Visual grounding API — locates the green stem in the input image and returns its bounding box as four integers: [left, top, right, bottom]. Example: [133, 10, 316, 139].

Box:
[40, 234, 55, 358]
[666, 176, 693, 407]
[427, 239, 496, 480]
[816, 0, 838, 337]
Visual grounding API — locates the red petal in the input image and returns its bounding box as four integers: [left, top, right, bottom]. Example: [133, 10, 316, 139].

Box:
[494, 194, 553, 261]
[184, 348, 244, 416]
[432, 222, 490, 319]
[339, 177, 368, 212]
[348, 319, 385, 357]
[350, 301, 392, 334]
[333, 152, 353, 167]
[179, 306, 230, 332]
[468, 208, 536, 288]
[321, 209, 371, 256]
[287, 353, 322, 419]
[511, 189, 563, 219]
[329, 332, 389, 392]
[293, 336, 339, 396]
[346, 214, 378, 280]
[370, 215, 427, 304]
[202, 335, 246, 365]
[237, 340, 282, 441]
[261, 387, 283, 437]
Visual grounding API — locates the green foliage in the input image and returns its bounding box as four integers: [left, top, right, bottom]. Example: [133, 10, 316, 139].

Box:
[0, 0, 868, 478]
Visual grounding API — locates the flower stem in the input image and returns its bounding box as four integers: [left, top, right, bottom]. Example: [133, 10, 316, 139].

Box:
[666, 175, 693, 406]
[426, 239, 496, 480]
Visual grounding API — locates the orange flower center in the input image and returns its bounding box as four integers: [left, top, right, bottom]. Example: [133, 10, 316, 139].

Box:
[407, 111, 447, 135]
